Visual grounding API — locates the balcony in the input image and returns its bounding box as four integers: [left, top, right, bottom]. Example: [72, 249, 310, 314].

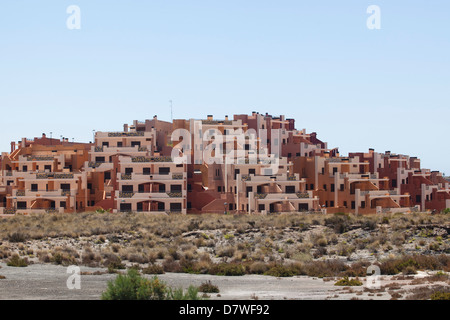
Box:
[121, 174, 132, 180]
[166, 192, 182, 198]
[119, 191, 135, 198]
[108, 132, 144, 137]
[296, 192, 310, 199]
[131, 156, 173, 163]
[26, 156, 54, 161]
[36, 173, 74, 179]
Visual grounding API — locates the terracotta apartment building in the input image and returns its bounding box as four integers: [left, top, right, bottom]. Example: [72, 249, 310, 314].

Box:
[0, 112, 448, 215]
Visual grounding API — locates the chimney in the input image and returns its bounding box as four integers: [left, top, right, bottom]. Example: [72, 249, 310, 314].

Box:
[124, 124, 128, 132]
[225, 115, 229, 121]
[207, 115, 213, 121]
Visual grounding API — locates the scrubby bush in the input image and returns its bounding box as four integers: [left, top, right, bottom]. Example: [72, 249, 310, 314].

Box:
[334, 276, 363, 286]
[431, 291, 450, 300]
[101, 268, 203, 300]
[198, 281, 219, 293]
[208, 263, 245, 276]
[7, 254, 28, 267]
[142, 264, 165, 275]
[7, 232, 28, 243]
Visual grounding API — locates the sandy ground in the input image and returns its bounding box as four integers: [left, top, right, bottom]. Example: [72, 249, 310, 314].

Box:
[0, 262, 401, 300]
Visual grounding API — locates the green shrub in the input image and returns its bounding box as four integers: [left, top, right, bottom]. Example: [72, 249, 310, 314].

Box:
[6, 254, 28, 267]
[334, 276, 363, 286]
[169, 285, 203, 300]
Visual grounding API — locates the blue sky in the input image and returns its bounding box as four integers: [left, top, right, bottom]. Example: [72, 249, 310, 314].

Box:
[0, 1, 449, 174]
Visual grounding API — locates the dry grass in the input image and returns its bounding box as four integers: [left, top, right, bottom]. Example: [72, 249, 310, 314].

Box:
[0, 212, 448, 281]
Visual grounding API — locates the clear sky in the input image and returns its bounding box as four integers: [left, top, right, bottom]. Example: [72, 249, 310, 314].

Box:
[0, 1, 449, 174]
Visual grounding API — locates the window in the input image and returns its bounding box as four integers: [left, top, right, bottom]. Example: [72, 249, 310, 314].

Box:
[246, 186, 252, 196]
[60, 201, 66, 209]
[361, 201, 365, 208]
[102, 142, 109, 147]
[416, 195, 421, 203]
[143, 168, 151, 175]
[249, 168, 255, 175]
[131, 141, 141, 147]
[125, 168, 133, 174]
[340, 184, 344, 191]
[120, 203, 132, 212]
[22, 165, 28, 172]
[333, 167, 338, 174]
[330, 201, 335, 207]
[234, 169, 240, 179]
[323, 184, 327, 191]
[117, 142, 123, 147]
[392, 179, 397, 188]
[159, 167, 170, 175]
[258, 204, 265, 211]
[285, 186, 296, 194]
[44, 165, 52, 171]
[61, 184, 71, 191]
[104, 171, 111, 180]
[287, 153, 292, 158]
[122, 185, 133, 192]
[170, 185, 182, 193]
[310, 184, 314, 190]
[170, 203, 182, 212]
[351, 201, 356, 209]
[298, 203, 308, 211]
[331, 184, 335, 192]
[218, 186, 222, 192]
[343, 201, 347, 208]
[17, 201, 27, 209]
[31, 184, 38, 192]
[95, 156, 105, 163]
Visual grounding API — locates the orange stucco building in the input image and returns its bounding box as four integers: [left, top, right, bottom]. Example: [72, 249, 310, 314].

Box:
[0, 112, 448, 215]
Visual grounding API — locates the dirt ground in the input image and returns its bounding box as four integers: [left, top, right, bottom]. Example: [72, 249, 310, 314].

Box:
[1, 262, 446, 300]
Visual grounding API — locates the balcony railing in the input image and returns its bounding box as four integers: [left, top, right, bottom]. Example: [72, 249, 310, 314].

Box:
[16, 190, 25, 197]
[296, 192, 310, 199]
[255, 193, 267, 199]
[287, 175, 297, 181]
[94, 146, 104, 152]
[166, 192, 182, 198]
[26, 156, 54, 161]
[172, 173, 183, 180]
[108, 132, 144, 137]
[119, 191, 135, 198]
[201, 120, 233, 125]
[3, 208, 16, 215]
[241, 174, 251, 181]
[88, 162, 102, 168]
[36, 173, 74, 179]
[131, 156, 173, 163]
[61, 190, 71, 196]
[121, 174, 132, 180]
